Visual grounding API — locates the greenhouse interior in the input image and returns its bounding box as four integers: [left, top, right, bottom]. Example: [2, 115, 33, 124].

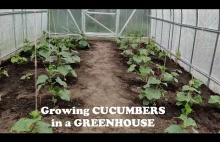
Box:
[0, 9, 220, 133]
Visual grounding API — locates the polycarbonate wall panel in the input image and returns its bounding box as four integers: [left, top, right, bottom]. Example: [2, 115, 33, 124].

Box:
[150, 9, 220, 94]
[179, 27, 195, 63]
[198, 9, 219, 30]
[161, 22, 170, 48]
[120, 9, 150, 36]
[151, 19, 156, 38]
[155, 20, 162, 44]
[0, 9, 47, 59]
[0, 15, 15, 58]
[170, 25, 180, 54]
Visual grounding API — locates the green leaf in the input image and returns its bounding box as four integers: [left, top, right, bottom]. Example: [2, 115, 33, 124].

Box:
[20, 75, 26, 80]
[23, 45, 33, 52]
[36, 121, 53, 133]
[174, 78, 178, 83]
[122, 50, 134, 56]
[133, 55, 142, 63]
[50, 86, 60, 96]
[181, 103, 192, 115]
[55, 77, 67, 88]
[3, 70, 9, 77]
[179, 114, 196, 128]
[59, 89, 71, 101]
[38, 49, 50, 59]
[141, 56, 151, 63]
[127, 58, 133, 65]
[143, 99, 149, 105]
[71, 70, 77, 78]
[162, 72, 174, 82]
[171, 72, 179, 77]
[139, 49, 148, 56]
[193, 95, 202, 104]
[79, 40, 88, 47]
[192, 127, 199, 133]
[11, 57, 18, 63]
[183, 86, 200, 94]
[147, 77, 161, 86]
[10, 118, 38, 133]
[139, 66, 153, 77]
[164, 125, 189, 133]
[139, 92, 146, 99]
[26, 73, 33, 77]
[45, 56, 58, 62]
[131, 43, 138, 49]
[37, 75, 48, 85]
[72, 55, 80, 63]
[176, 92, 187, 101]
[37, 85, 43, 92]
[176, 101, 182, 106]
[143, 87, 162, 100]
[173, 69, 182, 74]
[182, 85, 190, 91]
[159, 51, 167, 58]
[29, 110, 41, 119]
[190, 79, 203, 88]
[208, 95, 220, 106]
[127, 64, 136, 72]
[59, 51, 72, 58]
[162, 83, 168, 86]
[57, 65, 71, 77]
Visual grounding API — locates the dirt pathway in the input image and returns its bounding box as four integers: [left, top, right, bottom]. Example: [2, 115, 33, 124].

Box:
[57, 41, 171, 133]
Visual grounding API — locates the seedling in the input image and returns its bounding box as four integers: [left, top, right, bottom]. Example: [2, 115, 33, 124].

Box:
[11, 54, 27, 65]
[20, 72, 33, 81]
[0, 67, 9, 79]
[146, 40, 160, 56]
[176, 79, 203, 115]
[76, 33, 90, 49]
[158, 50, 167, 59]
[127, 49, 154, 82]
[208, 95, 220, 108]
[37, 65, 74, 104]
[11, 110, 52, 133]
[164, 114, 198, 133]
[175, 50, 181, 64]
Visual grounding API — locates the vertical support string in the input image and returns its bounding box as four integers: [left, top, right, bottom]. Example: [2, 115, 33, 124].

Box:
[34, 10, 38, 110]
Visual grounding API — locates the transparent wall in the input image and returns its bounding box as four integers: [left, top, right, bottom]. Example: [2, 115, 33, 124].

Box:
[0, 9, 47, 59]
[151, 9, 220, 94]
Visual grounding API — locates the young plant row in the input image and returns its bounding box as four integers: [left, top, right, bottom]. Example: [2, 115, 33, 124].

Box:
[8, 32, 90, 133]
[117, 33, 220, 133]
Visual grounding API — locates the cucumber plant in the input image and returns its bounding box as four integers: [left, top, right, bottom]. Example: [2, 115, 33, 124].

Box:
[164, 114, 198, 133]
[11, 110, 52, 133]
[208, 95, 220, 108]
[0, 67, 9, 79]
[45, 42, 80, 66]
[138, 64, 181, 106]
[176, 79, 203, 115]
[139, 76, 166, 106]
[146, 39, 160, 56]
[175, 50, 181, 64]
[20, 72, 33, 81]
[76, 33, 90, 49]
[127, 48, 154, 82]
[11, 54, 28, 65]
[37, 65, 73, 104]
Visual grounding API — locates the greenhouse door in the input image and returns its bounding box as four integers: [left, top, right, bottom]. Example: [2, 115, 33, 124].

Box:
[82, 9, 120, 37]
